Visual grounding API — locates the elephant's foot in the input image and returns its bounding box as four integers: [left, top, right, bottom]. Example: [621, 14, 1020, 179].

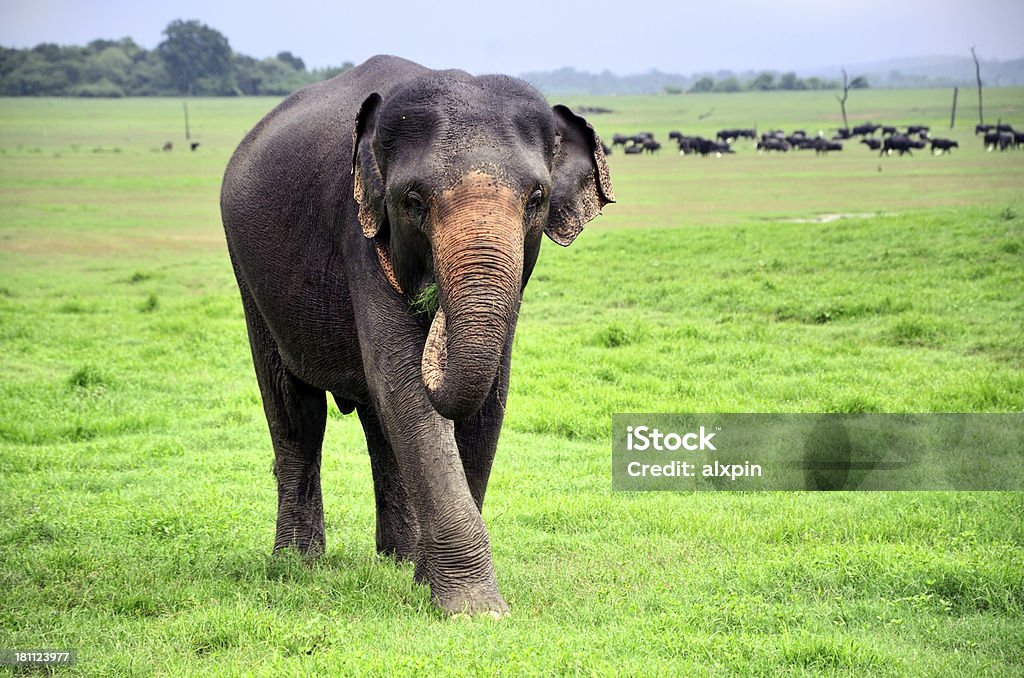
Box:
[432, 582, 510, 618]
[273, 508, 325, 558]
[273, 464, 326, 558]
[413, 558, 509, 616]
[272, 533, 325, 560]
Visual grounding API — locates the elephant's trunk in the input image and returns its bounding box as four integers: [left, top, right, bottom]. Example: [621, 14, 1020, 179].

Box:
[421, 173, 524, 421]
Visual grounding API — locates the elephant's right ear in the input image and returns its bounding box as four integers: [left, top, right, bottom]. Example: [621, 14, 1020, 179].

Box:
[352, 93, 386, 239]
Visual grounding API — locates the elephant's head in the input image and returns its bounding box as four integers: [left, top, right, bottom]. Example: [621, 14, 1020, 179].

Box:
[352, 73, 614, 420]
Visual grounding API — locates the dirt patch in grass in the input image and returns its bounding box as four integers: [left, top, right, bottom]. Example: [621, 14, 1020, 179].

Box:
[0, 226, 227, 258]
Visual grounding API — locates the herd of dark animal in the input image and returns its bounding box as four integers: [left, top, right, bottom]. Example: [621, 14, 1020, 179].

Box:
[609, 121, 1023, 158]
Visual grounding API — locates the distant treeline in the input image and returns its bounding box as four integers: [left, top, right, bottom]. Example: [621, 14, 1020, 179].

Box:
[523, 56, 1024, 96]
[521, 67, 848, 97]
[0, 19, 351, 97]
[684, 72, 843, 93]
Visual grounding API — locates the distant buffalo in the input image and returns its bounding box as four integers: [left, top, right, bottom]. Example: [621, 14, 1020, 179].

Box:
[757, 138, 789, 152]
[861, 138, 881, 151]
[930, 138, 958, 154]
[814, 139, 843, 155]
[691, 137, 733, 156]
[881, 135, 915, 156]
[717, 128, 755, 142]
[985, 130, 1016, 151]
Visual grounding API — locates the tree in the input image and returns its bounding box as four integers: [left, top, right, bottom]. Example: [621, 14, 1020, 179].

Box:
[276, 51, 305, 71]
[689, 76, 714, 93]
[749, 71, 776, 91]
[713, 76, 741, 93]
[779, 71, 805, 91]
[836, 67, 868, 130]
[128, 51, 172, 95]
[83, 46, 131, 87]
[157, 19, 232, 95]
[970, 45, 984, 124]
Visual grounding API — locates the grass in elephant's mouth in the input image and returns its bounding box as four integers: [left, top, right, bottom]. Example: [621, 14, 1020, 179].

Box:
[411, 282, 440, 317]
[1, 95, 1022, 676]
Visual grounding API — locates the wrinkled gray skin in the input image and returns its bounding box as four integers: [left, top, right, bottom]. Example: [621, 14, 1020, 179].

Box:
[220, 55, 613, 616]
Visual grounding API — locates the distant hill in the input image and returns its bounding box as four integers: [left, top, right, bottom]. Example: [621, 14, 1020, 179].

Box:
[800, 55, 1024, 88]
[520, 67, 695, 97]
[521, 55, 1024, 96]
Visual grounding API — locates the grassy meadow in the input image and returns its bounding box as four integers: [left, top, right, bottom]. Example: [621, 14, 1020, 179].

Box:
[1, 87, 1023, 675]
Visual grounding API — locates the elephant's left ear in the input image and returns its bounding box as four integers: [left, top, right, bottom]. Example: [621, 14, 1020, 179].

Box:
[352, 93, 386, 239]
[546, 105, 615, 246]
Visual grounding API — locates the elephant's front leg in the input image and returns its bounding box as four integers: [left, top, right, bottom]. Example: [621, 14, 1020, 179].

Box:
[359, 326, 508, 615]
[380, 394, 507, 616]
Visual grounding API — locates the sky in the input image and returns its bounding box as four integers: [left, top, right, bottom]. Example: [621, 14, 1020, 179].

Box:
[1, 0, 1022, 75]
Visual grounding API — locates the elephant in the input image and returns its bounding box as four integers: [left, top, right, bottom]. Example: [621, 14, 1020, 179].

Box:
[220, 55, 614, 616]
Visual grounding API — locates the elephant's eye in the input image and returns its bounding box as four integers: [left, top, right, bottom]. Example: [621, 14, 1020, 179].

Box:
[404, 191, 427, 220]
[524, 188, 545, 219]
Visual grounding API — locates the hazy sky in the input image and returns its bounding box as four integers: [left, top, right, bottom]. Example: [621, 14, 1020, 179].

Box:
[1, 0, 1022, 75]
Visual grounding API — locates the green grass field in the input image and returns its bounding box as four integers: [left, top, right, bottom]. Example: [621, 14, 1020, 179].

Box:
[1, 88, 1023, 675]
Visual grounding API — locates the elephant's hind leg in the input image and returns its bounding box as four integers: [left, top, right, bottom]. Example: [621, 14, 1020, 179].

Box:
[238, 285, 328, 556]
[355, 402, 419, 561]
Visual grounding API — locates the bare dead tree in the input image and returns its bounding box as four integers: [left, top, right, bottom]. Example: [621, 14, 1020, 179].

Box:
[836, 68, 868, 131]
[970, 45, 984, 125]
[950, 87, 958, 129]
[837, 68, 850, 130]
